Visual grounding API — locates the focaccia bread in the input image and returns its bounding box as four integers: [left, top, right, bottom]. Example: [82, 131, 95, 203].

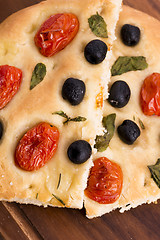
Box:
[0, 0, 122, 209]
[84, 5, 160, 218]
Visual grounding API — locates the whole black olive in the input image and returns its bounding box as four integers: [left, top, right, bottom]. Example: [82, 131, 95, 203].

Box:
[117, 120, 140, 145]
[121, 24, 140, 46]
[67, 140, 92, 164]
[84, 39, 108, 64]
[108, 80, 131, 108]
[62, 78, 86, 106]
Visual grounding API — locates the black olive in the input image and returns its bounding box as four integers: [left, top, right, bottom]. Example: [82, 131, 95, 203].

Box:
[121, 24, 140, 46]
[117, 120, 140, 145]
[84, 39, 108, 64]
[67, 140, 92, 164]
[108, 80, 131, 108]
[62, 78, 86, 106]
[0, 121, 3, 140]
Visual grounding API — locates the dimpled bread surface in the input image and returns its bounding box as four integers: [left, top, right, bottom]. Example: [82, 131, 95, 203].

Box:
[0, 0, 122, 209]
[84, 5, 160, 218]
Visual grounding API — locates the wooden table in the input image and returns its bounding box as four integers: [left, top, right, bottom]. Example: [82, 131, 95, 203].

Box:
[0, 1, 160, 239]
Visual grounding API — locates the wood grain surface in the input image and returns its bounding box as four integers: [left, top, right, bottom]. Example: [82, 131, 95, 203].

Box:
[0, 0, 160, 240]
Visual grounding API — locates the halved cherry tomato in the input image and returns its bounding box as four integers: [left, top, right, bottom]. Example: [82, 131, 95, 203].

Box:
[140, 73, 160, 116]
[15, 122, 59, 171]
[85, 157, 123, 204]
[34, 13, 79, 57]
[0, 65, 22, 110]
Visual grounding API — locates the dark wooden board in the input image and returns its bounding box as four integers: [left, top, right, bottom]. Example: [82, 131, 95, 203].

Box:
[0, 0, 160, 239]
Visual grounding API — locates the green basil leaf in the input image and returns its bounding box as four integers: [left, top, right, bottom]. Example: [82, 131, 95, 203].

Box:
[111, 56, 148, 76]
[102, 113, 116, 135]
[148, 159, 160, 188]
[36, 193, 38, 199]
[94, 113, 116, 152]
[30, 63, 46, 90]
[88, 12, 108, 38]
[94, 134, 109, 152]
[52, 194, 65, 206]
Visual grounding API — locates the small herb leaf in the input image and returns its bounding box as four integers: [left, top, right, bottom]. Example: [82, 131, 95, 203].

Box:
[70, 116, 87, 122]
[54, 111, 69, 119]
[57, 173, 61, 189]
[30, 63, 46, 90]
[36, 193, 38, 199]
[52, 194, 65, 206]
[53, 111, 86, 125]
[88, 12, 108, 38]
[94, 113, 116, 152]
[111, 56, 148, 76]
[148, 159, 160, 188]
[125, 203, 131, 207]
[138, 118, 145, 130]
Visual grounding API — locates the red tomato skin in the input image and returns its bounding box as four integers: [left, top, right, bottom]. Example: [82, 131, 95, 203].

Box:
[34, 13, 79, 57]
[85, 157, 123, 204]
[0, 65, 22, 110]
[140, 73, 160, 116]
[15, 122, 59, 171]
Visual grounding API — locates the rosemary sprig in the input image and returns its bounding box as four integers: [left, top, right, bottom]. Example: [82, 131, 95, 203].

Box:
[57, 173, 61, 189]
[52, 194, 65, 206]
[53, 111, 86, 124]
[138, 118, 145, 130]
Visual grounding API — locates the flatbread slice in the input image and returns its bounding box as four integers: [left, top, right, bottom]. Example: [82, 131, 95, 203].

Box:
[84, 5, 160, 218]
[0, 0, 122, 209]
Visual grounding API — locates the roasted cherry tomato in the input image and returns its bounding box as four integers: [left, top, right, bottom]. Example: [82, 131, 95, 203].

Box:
[15, 122, 59, 171]
[85, 157, 123, 204]
[140, 73, 160, 116]
[0, 65, 22, 110]
[34, 13, 79, 57]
